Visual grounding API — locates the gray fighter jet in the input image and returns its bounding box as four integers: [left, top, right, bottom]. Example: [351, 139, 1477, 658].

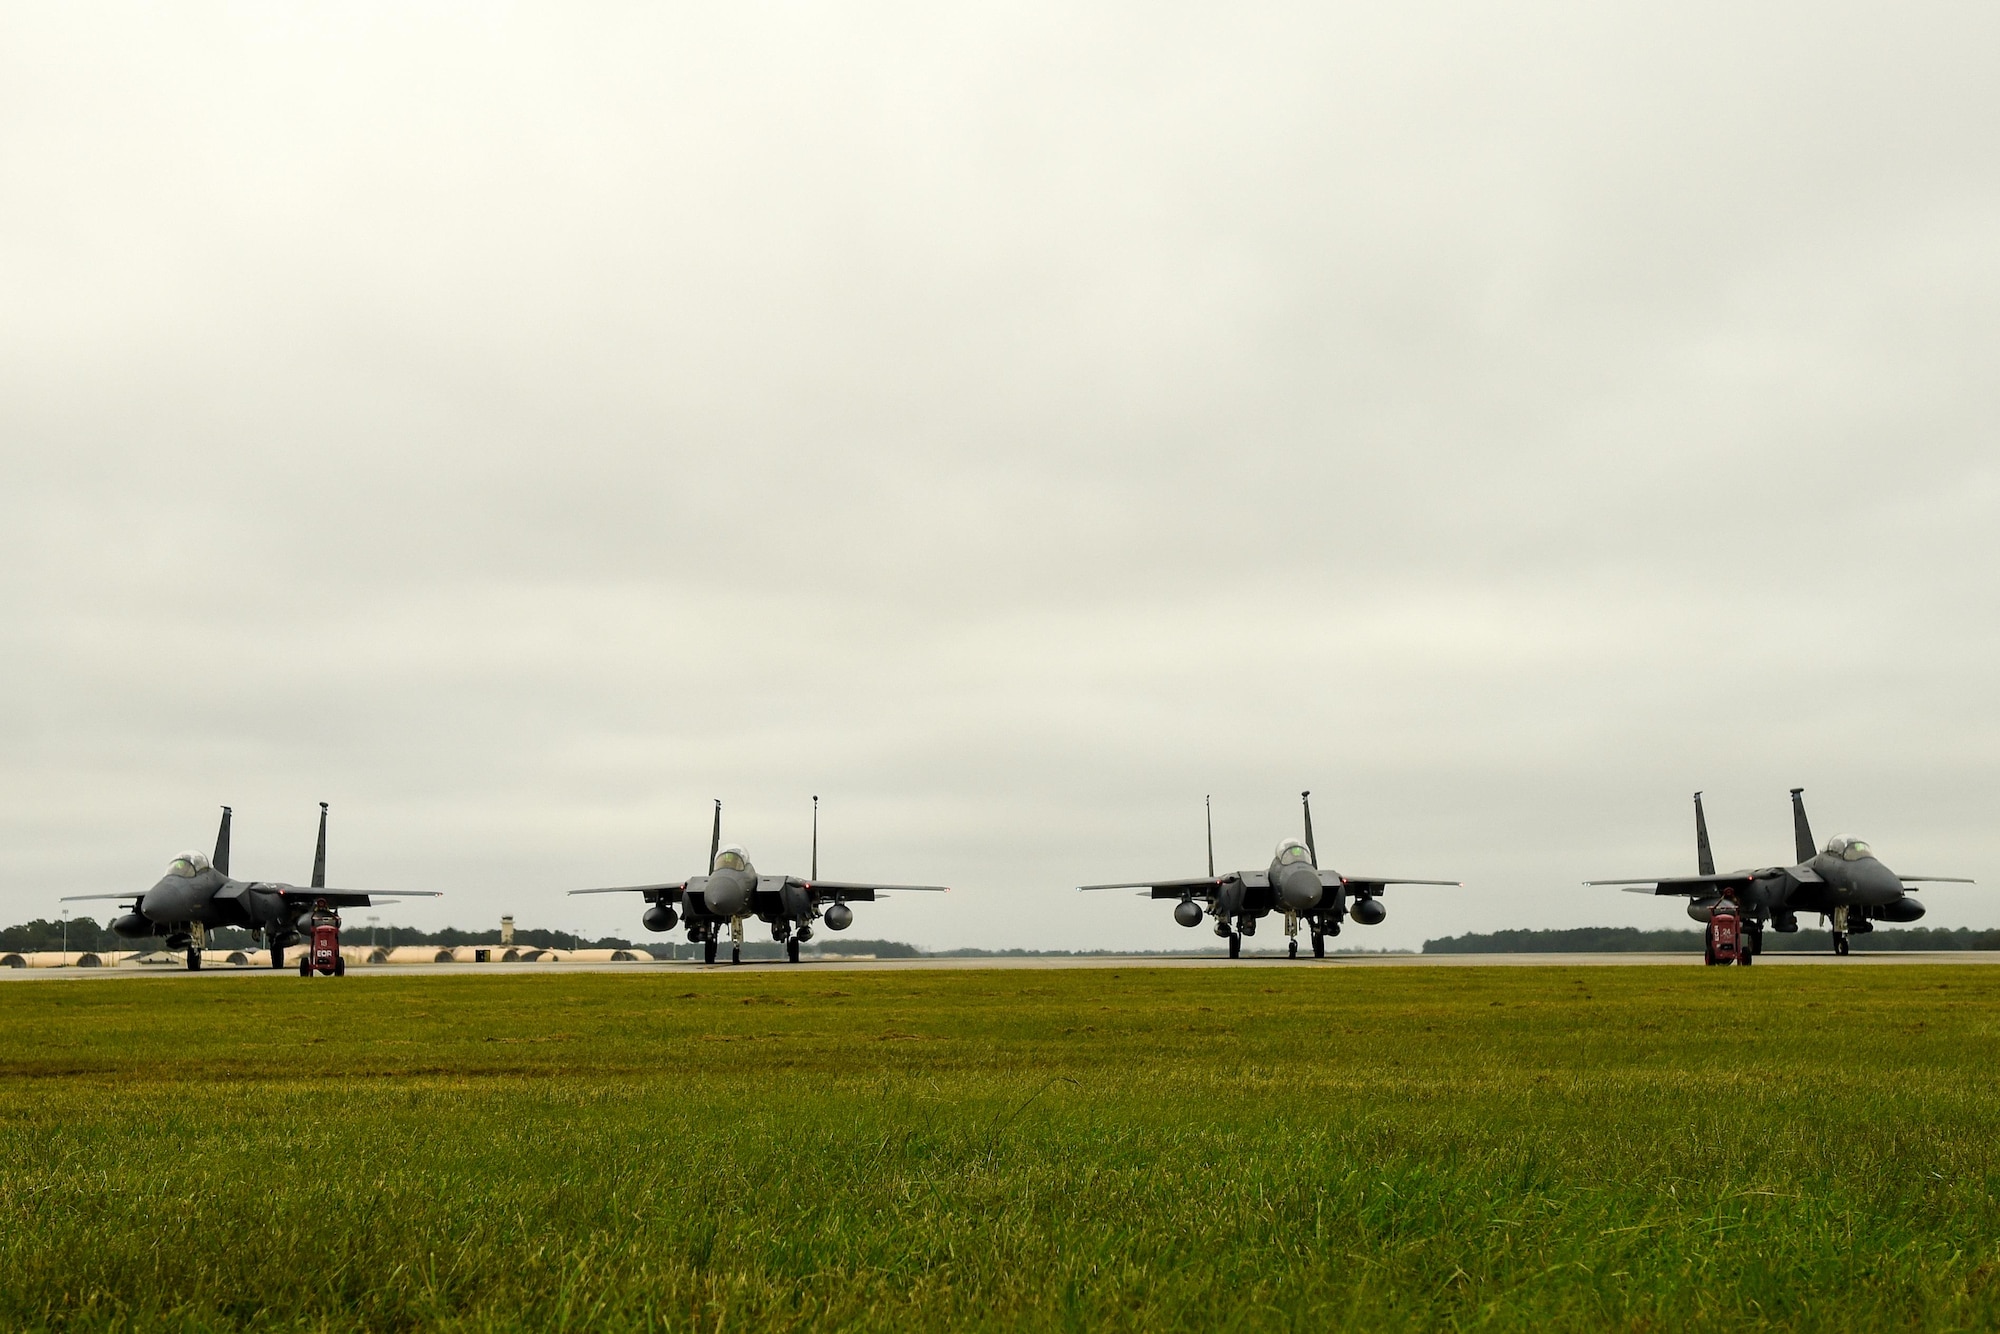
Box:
[1079, 792, 1460, 957]
[1588, 788, 1975, 956]
[62, 805, 439, 971]
[571, 798, 948, 964]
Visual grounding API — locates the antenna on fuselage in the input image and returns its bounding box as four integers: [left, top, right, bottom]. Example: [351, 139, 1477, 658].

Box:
[1301, 790, 1318, 867]
[708, 799, 723, 872]
[214, 806, 233, 877]
[312, 802, 329, 889]
[811, 795, 819, 881]
[1693, 792, 1714, 876]
[1205, 795, 1214, 878]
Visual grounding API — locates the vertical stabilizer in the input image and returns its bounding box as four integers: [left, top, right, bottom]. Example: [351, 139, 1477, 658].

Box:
[1790, 788, 1815, 864]
[214, 806, 233, 877]
[312, 802, 329, 889]
[1205, 796, 1215, 878]
[708, 799, 723, 872]
[1301, 790, 1318, 867]
[1694, 792, 1714, 876]
[811, 795, 819, 881]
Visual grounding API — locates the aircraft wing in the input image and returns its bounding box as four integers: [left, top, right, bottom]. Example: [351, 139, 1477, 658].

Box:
[274, 886, 443, 909]
[1896, 876, 1977, 884]
[803, 880, 950, 903]
[570, 882, 686, 897]
[1329, 874, 1461, 890]
[60, 893, 145, 902]
[1078, 877, 1222, 900]
[1586, 872, 1759, 896]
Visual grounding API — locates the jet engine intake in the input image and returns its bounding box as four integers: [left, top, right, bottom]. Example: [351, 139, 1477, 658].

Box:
[1173, 899, 1204, 928]
[824, 902, 854, 931]
[643, 904, 680, 933]
[1349, 897, 1386, 926]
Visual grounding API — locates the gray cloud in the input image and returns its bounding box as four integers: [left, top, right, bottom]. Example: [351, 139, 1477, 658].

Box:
[3, 1, 1995, 951]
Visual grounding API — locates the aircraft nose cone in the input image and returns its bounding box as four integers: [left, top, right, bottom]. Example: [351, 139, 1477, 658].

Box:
[1278, 865, 1323, 912]
[140, 878, 181, 920]
[705, 874, 748, 917]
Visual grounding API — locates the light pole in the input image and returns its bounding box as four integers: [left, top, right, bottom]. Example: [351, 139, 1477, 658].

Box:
[60, 908, 69, 967]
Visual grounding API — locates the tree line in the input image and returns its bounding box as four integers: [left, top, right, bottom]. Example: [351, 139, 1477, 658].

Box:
[1424, 926, 2000, 953]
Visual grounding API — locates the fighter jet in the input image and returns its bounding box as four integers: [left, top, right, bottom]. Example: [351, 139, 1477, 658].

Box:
[62, 804, 439, 971]
[1587, 788, 1975, 956]
[571, 797, 948, 964]
[1079, 792, 1460, 957]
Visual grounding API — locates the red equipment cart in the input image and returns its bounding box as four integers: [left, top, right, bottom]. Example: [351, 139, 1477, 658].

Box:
[299, 900, 347, 977]
[1705, 907, 1752, 966]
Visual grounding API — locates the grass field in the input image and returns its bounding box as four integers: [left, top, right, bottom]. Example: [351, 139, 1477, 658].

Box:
[4, 967, 1999, 1331]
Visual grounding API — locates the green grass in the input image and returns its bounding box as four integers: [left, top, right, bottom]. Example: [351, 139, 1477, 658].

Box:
[4, 967, 1999, 1331]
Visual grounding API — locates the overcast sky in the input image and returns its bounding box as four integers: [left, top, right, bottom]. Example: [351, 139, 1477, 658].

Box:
[3, 2, 1995, 951]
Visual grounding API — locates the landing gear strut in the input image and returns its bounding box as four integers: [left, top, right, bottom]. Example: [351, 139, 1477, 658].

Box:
[730, 915, 744, 966]
[1228, 931, 1241, 959]
[186, 922, 205, 972]
[1284, 909, 1300, 959]
[787, 937, 800, 964]
[1311, 929, 1325, 958]
[702, 936, 718, 965]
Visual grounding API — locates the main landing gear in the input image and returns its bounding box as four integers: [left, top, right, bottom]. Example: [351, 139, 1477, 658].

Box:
[787, 938, 800, 964]
[1228, 932, 1241, 959]
[1311, 929, 1326, 958]
[703, 937, 718, 965]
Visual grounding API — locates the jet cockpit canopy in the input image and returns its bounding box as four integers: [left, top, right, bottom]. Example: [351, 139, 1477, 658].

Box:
[1274, 839, 1312, 866]
[1824, 835, 1875, 862]
[712, 845, 749, 873]
[167, 851, 211, 878]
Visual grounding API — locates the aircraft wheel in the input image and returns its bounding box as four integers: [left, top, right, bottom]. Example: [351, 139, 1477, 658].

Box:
[787, 937, 800, 964]
[1228, 932, 1240, 959]
[1834, 935, 1849, 957]
[731, 945, 742, 966]
[1738, 947, 1753, 966]
[186, 947, 202, 972]
[703, 937, 717, 965]
[334, 956, 346, 977]
[270, 945, 284, 970]
[299, 955, 311, 977]
[1288, 939, 1298, 959]
[1312, 932, 1325, 958]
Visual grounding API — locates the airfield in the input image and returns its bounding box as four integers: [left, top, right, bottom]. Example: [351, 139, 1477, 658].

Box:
[8, 949, 2000, 978]
[5, 962, 1999, 1330]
